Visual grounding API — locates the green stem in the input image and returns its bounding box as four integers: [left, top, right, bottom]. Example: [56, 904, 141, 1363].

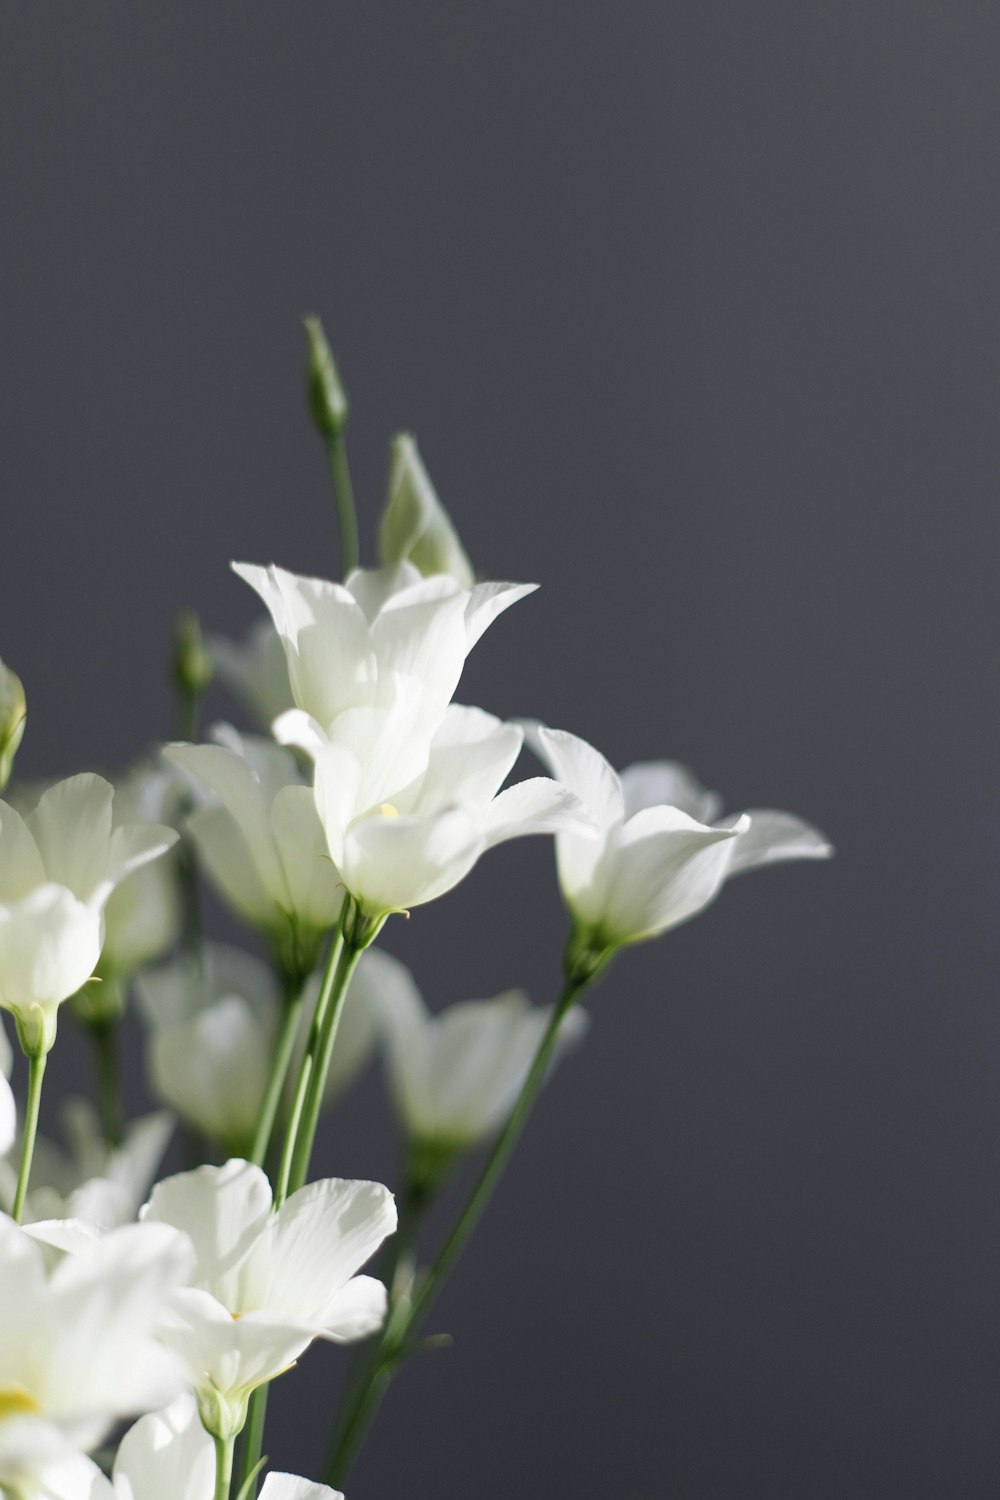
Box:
[323, 975, 586, 1487]
[91, 1018, 123, 1148]
[328, 432, 359, 579]
[249, 978, 307, 1170]
[273, 911, 346, 1208]
[238, 1387, 269, 1500]
[288, 933, 366, 1194]
[213, 1433, 235, 1500]
[12, 1049, 48, 1224]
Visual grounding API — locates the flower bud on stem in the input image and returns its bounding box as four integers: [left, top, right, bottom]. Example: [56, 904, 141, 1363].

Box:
[304, 317, 359, 579]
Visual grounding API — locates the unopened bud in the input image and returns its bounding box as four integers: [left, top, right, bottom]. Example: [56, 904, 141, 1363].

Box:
[0, 658, 26, 794]
[304, 315, 349, 438]
[172, 612, 213, 700]
[380, 434, 475, 587]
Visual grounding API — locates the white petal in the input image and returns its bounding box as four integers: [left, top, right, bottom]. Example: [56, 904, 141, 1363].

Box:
[0, 886, 102, 1013]
[619, 760, 722, 823]
[599, 809, 747, 941]
[344, 806, 483, 913]
[150, 997, 275, 1151]
[414, 706, 522, 813]
[260, 1475, 344, 1500]
[269, 784, 343, 932]
[27, 775, 114, 903]
[35, 1453, 116, 1500]
[104, 823, 178, 905]
[0, 1071, 14, 1155]
[481, 776, 589, 848]
[112, 1396, 214, 1500]
[164, 742, 282, 897]
[0, 800, 45, 901]
[722, 809, 834, 875]
[464, 581, 537, 649]
[143, 1160, 273, 1307]
[527, 725, 624, 828]
[317, 1274, 388, 1343]
[186, 806, 276, 930]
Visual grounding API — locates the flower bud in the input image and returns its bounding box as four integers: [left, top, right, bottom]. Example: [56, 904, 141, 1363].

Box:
[304, 315, 348, 438]
[171, 611, 213, 700]
[0, 658, 26, 793]
[379, 434, 475, 587]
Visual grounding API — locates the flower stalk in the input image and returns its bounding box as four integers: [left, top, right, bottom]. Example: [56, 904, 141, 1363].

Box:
[11, 1046, 47, 1223]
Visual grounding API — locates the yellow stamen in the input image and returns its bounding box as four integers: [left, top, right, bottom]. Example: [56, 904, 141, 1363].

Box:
[379, 803, 400, 819]
[0, 1386, 38, 1420]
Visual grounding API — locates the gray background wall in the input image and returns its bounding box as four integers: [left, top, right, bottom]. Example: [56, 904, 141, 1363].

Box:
[3, 4, 1000, 1496]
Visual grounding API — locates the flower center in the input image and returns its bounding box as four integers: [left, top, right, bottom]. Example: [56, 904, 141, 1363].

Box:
[0, 1386, 38, 1422]
[379, 803, 400, 819]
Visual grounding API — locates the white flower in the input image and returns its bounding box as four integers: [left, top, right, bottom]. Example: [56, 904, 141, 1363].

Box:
[233, 558, 534, 730]
[137, 944, 373, 1152]
[99, 763, 183, 981]
[1, 1100, 172, 1230]
[379, 434, 475, 587]
[35, 1396, 345, 1500]
[0, 1214, 190, 1493]
[367, 948, 587, 1155]
[0, 776, 177, 1053]
[142, 1159, 396, 1439]
[0, 1041, 13, 1157]
[209, 618, 295, 732]
[528, 727, 833, 955]
[278, 699, 586, 919]
[164, 726, 341, 975]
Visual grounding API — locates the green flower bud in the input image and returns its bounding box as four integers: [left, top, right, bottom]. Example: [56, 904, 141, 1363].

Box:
[172, 611, 213, 700]
[0, 658, 26, 794]
[380, 433, 475, 587]
[304, 314, 349, 438]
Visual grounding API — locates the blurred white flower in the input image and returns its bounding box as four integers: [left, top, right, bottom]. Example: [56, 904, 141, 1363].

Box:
[0, 657, 26, 794]
[136, 944, 373, 1154]
[278, 699, 585, 920]
[379, 434, 475, 587]
[209, 618, 295, 732]
[0, 776, 177, 1053]
[528, 726, 833, 959]
[233, 558, 533, 730]
[164, 726, 341, 975]
[0, 1213, 190, 1493]
[0, 1099, 172, 1230]
[99, 762, 183, 982]
[141, 1159, 396, 1439]
[367, 948, 587, 1157]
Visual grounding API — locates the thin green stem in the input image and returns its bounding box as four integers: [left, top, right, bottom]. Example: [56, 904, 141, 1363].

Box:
[213, 1433, 235, 1500]
[288, 935, 366, 1193]
[328, 433, 359, 579]
[13, 1049, 48, 1224]
[323, 975, 587, 1487]
[249, 979, 307, 1170]
[91, 1017, 123, 1148]
[273, 912, 346, 1208]
[238, 1387, 269, 1500]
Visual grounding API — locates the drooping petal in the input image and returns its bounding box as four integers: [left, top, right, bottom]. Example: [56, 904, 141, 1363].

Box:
[721, 808, 833, 875]
[480, 776, 589, 848]
[316, 1274, 388, 1343]
[527, 725, 624, 828]
[464, 580, 537, 649]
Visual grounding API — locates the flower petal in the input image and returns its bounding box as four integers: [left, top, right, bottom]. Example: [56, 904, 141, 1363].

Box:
[27, 775, 114, 904]
[721, 809, 834, 875]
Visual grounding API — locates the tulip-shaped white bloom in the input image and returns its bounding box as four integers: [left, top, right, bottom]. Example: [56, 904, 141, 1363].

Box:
[0, 1100, 172, 1230]
[368, 948, 587, 1156]
[37, 1396, 345, 1500]
[0, 775, 177, 1053]
[137, 945, 373, 1152]
[209, 617, 295, 731]
[164, 727, 341, 975]
[233, 558, 534, 731]
[278, 700, 585, 919]
[529, 726, 833, 956]
[379, 434, 475, 587]
[0, 1213, 190, 1493]
[142, 1159, 396, 1440]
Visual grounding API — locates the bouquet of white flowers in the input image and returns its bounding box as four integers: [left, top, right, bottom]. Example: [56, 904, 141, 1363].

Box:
[0, 321, 831, 1500]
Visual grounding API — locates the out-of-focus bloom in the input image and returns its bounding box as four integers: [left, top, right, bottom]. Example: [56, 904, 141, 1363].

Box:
[0, 1099, 172, 1231]
[379, 434, 475, 587]
[0, 658, 26, 795]
[528, 726, 833, 964]
[99, 762, 183, 985]
[164, 727, 341, 977]
[233, 558, 534, 731]
[0, 776, 177, 1054]
[209, 618, 295, 731]
[367, 948, 587, 1163]
[37, 1396, 345, 1500]
[0, 1023, 13, 1157]
[142, 1159, 396, 1440]
[0, 1214, 190, 1493]
[278, 700, 586, 920]
[137, 945, 374, 1154]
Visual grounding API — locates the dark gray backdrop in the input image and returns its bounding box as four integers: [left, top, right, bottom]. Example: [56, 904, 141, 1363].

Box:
[3, 4, 1000, 1497]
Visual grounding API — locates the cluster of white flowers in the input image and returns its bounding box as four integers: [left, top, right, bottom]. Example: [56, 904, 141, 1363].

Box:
[0, 329, 831, 1498]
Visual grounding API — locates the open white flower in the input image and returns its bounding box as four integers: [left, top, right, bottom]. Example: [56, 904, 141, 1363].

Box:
[278, 699, 586, 919]
[142, 1159, 396, 1439]
[0, 1213, 190, 1493]
[368, 948, 587, 1157]
[164, 725, 341, 976]
[36, 1396, 344, 1500]
[0, 776, 177, 1053]
[528, 726, 832, 957]
[233, 558, 534, 731]
[379, 433, 475, 587]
